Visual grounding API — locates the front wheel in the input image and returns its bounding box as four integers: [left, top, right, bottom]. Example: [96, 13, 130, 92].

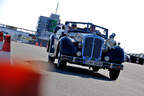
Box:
[57, 50, 67, 69]
[109, 69, 120, 80]
[48, 55, 55, 63]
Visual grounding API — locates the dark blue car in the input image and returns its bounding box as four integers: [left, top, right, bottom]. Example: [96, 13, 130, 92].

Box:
[47, 21, 125, 80]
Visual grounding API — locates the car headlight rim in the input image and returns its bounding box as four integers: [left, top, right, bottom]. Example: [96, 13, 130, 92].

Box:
[76, 51, 82, 57]
[104, 56, 110, 61]
[75, 33, 82, 42]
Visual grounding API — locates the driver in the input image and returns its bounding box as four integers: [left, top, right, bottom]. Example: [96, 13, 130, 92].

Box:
[71, 23, 77, 30]
[90, 25, 95, 32]
[90, 25, 101, 35]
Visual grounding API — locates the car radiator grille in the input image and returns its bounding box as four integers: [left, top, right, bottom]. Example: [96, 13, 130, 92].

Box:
[83, 37, 103, 60]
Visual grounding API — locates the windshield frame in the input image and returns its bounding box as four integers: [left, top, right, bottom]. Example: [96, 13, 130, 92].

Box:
[65, 21, 108, 39]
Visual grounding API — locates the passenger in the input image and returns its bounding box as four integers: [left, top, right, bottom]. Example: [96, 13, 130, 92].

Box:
[62, 25, 68, 35]
[56, 25, 67, 38]
[54, 25, 61, 33]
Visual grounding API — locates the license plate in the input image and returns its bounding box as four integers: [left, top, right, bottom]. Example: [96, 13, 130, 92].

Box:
[85, 60, 103, 67]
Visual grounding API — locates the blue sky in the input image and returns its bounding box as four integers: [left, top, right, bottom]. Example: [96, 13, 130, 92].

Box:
[0, 0, 144, 53]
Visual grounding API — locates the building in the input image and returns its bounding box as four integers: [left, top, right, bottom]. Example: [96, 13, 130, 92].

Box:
[36, 14, 60, 41]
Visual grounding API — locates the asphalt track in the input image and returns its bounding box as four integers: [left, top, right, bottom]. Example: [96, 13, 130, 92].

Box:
[11, 42, 144, 96]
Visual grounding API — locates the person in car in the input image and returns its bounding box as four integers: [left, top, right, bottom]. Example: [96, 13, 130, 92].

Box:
[71, 23, 77, 30]
[56, 25, 67, 38]
[90, 25, 101, 35]
[90, 25, 95, 32]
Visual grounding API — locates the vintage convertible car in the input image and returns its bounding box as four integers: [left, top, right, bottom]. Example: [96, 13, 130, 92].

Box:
[47, 21, 125, 80]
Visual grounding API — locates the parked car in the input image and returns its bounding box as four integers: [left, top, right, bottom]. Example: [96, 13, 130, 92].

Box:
[47, 21, 125, 80]
[124, 53, 131, 62]
[138, 54, 144, 65]
[130, 54, 138, 63]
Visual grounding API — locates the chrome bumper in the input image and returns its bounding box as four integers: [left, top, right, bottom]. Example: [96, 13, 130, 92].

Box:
[61, 55, 123, 70]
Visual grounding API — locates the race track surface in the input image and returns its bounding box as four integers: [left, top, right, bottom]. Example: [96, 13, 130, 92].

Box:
[11, 42, 144, 96]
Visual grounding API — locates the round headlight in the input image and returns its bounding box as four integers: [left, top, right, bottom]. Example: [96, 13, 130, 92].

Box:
[76, 51, 82, 57]
[75, 33, 82, 42]
[104, 56, 110, 61]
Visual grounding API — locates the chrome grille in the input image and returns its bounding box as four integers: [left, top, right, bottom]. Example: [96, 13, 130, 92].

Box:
[83, 36, 103, 60]
[92, 38, 103, 58]
[83, 37, 94, 57]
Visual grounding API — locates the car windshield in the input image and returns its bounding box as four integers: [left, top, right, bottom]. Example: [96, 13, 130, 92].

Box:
[65, 22, 108, 39]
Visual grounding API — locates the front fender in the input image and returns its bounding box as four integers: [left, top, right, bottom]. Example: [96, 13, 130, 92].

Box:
[105, 46, 125, 63]
[49, 34, 55, 53]
[59, 37, 77, 56]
